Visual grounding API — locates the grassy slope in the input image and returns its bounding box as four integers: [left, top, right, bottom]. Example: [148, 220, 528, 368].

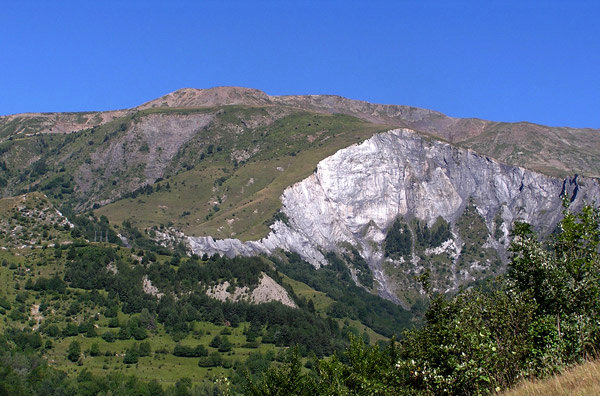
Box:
[501, 360, 600, 396]
[44, 319, 275, 386]
[459, 122, 600, 178]
[0, 239, 387, 386]
[1, 106, 389, 241]
[0, 247, 274, 384]
[97, 110, 390, 241]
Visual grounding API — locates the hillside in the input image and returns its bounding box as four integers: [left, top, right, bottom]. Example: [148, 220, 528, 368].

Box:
[2, 86, 600, 179]
[0, 102, 389, 240]
[133, 86, 600, 177]
[1, 87, 599, 308]
[1, 87, 600, 395]
[0, 194, 401, 390]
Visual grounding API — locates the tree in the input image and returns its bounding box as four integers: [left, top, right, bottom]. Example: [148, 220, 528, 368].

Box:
[123, 345, 139, 364]
[67, 340, 81, 362]
[209, 335, 222, 348]
[508, 202, 600, 362]
[244, 347, 315, 396]
[139, 308, 156, 330]
[139, 341, 151, 357]
[90, 343, 100, 357]
[218, 336, 233, 352]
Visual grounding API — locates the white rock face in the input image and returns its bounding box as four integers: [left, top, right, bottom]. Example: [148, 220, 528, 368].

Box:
[187, 128, 600, 301]
[205, 273, 296, 308]
[142, 275, 164, 299]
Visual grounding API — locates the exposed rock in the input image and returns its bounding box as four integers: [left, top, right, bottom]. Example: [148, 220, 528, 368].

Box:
[205, 273, 296, 308]
[106, 262, 118, 275]
[186, 128, 600, 304]
[142, 275, 164, 299]
[137, 87, 272, 109]
[29, 304, 43, 331]
[74, 112, 214, 207]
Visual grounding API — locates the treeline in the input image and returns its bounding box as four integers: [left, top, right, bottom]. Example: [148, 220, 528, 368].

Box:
[274, 251, 414, 337]
[60, 245, 347, 356]
[247, 202, 600, 395]
[146, 255, 277, 292]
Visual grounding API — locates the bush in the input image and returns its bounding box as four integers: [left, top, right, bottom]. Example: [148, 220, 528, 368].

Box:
[67, 340, 81, 362]
[123, 345, 139, 364]
[218, 336, 233, 352]
[198, 352, 223, 367]
[90, 343, 100, 356]
[63, 323, 79, 337]
[101, 331, 116, 343]
[139, 341, 151, 357]
[173, 344, 208, 357]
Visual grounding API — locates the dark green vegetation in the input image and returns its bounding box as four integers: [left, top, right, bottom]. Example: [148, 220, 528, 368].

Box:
[384, 219, 412, 260]
[414, 217, 451, 249]
[244, 202, 600, 395]
[0, 214, 408, 394]
[274, 252, 414, 337]
[383, 216, 452, 261]
[383, 208, 504, 309]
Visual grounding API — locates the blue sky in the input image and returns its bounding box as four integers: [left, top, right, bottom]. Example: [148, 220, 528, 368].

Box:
[1, 0, 599, 128]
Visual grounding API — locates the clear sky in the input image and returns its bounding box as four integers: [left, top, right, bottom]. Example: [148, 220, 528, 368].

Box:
[1, 0, 599, 128]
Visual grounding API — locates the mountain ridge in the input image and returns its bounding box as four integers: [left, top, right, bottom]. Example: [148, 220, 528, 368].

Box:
[1, 86, 600, 325]
[3, 86, 598, 178]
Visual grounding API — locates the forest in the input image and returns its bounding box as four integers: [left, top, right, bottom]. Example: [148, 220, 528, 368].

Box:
[2, 202, 600, 395]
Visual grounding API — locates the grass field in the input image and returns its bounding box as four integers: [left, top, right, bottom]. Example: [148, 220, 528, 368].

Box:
[501, 360, 600, 396]
[45, 320, 278, 386]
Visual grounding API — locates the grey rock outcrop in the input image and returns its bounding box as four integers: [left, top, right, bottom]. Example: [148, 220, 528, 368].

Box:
[186, 128, 600, 302]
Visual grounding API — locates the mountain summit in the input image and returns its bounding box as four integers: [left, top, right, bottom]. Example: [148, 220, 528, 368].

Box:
[137, 87, 273, 109]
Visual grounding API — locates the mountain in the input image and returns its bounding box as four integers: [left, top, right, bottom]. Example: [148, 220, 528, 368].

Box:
[137, 87, 600, 178]
[181, 128, 600, 307]
[1, 86, 599, 308]
[2, 86, 600, 392]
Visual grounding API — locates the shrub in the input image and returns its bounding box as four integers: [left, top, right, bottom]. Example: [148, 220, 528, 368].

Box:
[67, 340, 81, 362]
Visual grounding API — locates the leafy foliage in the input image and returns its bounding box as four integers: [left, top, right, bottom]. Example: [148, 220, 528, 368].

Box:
[274, 252, 413, 338]
[249, 202, 600, 395]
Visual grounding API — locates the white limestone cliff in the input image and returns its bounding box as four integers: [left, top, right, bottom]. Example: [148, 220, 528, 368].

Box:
[185, 128, 600, 301]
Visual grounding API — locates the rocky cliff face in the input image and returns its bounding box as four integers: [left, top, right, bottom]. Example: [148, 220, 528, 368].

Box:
[75, 112, 215, 207]
[185, 128, 600, 306]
